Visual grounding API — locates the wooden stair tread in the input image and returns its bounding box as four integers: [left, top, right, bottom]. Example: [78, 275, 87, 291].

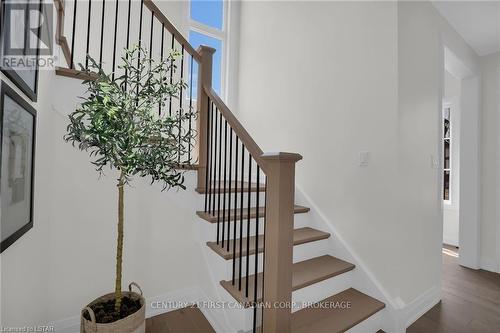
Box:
[55, 67, 97, 81]
[146, 306, 215, 333]
[197, 205, 309, 223]
[207, 227, 330, 260]
[195, 181, 266, 194]
[291, 288, 385, 333]
[175, 163, 199, 170]
[220, 255, 355, 306]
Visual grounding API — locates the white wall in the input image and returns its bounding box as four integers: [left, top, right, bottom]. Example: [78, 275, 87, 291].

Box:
[237, 0, 408, 303]
[236, 0, 479, 310]
[433, 3, 483, 270]
[0, 71, 52, 329]
[396, 0, 443, 305]
[443, 71, 461, 247]
[45, 74, 204, 323]
[480, 52, 500, 272]
[1, 1, 216, 328]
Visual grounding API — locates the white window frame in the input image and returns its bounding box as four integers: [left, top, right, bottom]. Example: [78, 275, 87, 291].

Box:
[188, 0, 229, 101]
[443, 103, 452, 205]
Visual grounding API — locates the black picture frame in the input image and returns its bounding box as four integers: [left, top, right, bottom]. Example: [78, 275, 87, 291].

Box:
[0, 0, 43, 102]
[0, 81, 36, 253]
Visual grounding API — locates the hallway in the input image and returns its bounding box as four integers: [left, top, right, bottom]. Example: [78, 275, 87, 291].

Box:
[408, 246, 500, 332]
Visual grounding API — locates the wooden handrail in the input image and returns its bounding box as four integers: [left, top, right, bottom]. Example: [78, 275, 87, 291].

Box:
[203, 85, 268, 173]
[54, 0, 202, 73]
[54, 1, 301, 332]
[54, 0, 72, 68]
[143, 0, 202, 63]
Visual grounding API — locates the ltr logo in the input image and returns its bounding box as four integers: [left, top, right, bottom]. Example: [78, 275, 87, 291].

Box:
[1, 1, 53, 57]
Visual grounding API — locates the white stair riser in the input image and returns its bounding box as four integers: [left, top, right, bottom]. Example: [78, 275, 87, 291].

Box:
[346, 309, 383, 333]
[202, 237, 333, 278]
[196, 211, 311, 239]
[291, 271, 353, 313]
[201, 192, 266, 209]
[215, 269, 356, 331]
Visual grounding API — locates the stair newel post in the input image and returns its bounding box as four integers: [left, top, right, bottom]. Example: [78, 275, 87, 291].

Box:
[261, 152, 303, 333]
[196, 45, 216, 190]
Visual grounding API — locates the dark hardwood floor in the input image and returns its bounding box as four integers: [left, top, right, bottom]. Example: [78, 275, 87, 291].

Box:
[407, 246, 500, 333]
[146, 306, 215, 333]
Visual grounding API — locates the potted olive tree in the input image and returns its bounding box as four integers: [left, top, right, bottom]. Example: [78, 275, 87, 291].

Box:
[64, 46, 194, 333]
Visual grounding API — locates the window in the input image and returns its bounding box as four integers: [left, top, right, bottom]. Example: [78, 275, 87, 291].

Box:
[443, 106, 451, 202]
[189, 0, 226, 96]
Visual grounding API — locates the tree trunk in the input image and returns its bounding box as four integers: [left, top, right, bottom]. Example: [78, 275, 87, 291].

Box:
[115, 171, 125, 313]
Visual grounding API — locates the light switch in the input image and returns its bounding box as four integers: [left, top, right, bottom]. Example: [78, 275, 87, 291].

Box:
[431, 154, 439, 169]
[359, 151, 369, 166]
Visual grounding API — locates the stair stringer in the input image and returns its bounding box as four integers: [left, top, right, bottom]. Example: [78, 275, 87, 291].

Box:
[195, 185, 399, 332]
[195, 213, 256, 332]
[294, 185, 403, 333]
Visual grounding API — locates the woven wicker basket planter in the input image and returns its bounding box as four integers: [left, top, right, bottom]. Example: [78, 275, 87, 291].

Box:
[81, 283, 145, 333]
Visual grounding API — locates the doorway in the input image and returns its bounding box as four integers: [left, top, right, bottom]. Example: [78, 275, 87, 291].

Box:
[442, 47, 481, 269]
[442, 72, 460, 251]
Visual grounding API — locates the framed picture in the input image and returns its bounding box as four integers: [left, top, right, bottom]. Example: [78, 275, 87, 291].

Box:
[0, 81, 36, 253]
[0, 0, 43, 102]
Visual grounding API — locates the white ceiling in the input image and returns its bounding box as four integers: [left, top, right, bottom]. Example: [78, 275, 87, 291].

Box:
[432, 1, 500, 56]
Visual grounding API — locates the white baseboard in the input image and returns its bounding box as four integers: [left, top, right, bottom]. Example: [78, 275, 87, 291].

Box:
[294, 186, 446, 333]
[480, 257, 499, 273]
[403, 286, 441, 329]
[146, 287, 200, 318]
[49, 315, 80, 333]
[294, 186, 399, 310]
[48, 286, 231, 333]
[195, 289, 234, 333]
[442, 237, 459, 247]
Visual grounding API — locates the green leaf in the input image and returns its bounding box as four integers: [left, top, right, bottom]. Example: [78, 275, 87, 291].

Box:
[65, 46, 197, 190]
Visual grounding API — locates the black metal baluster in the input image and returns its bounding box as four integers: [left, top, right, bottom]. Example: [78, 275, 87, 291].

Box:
[99, 0, 105, 67]
[149, 11, 154, 60]
[232, 137, 239, 285]
[253, 166, 261, 331]
[227, 129, 233, 252]
[137, 0, 143, 52]
[123, 0, 131, 90]
[207, 102, 215, 214]
[111, 0, 119, 79]
[261, 181, 267, 331]
[159, 24, 164, 115]
[213, 109, 219, 243]
[160, 26, 165, 61]
[70, 0, 77, 69]
[178, 45, 185, 163]
[204, 100, 212, 212]
[148, 13, 155, 113]
[245, 154, 252, 298]
[168, 34, 174, 116]
[216, 111, 223, 244]
[211, 105, 218, 215]
[221, 121, 228, 248]
[238, 144, 245, 290]
[136, 0, 144, 102]
[85, 0, 92, 68]
[188, 57, 194, 163]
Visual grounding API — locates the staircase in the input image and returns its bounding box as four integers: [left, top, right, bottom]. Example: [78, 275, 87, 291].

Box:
[54, 0, 386, 332]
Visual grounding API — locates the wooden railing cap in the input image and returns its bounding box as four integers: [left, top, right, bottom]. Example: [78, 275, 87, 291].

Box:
[196, 45, 217, 55]
[261, 152, 303, 162]
[54, 0, 65, 12]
